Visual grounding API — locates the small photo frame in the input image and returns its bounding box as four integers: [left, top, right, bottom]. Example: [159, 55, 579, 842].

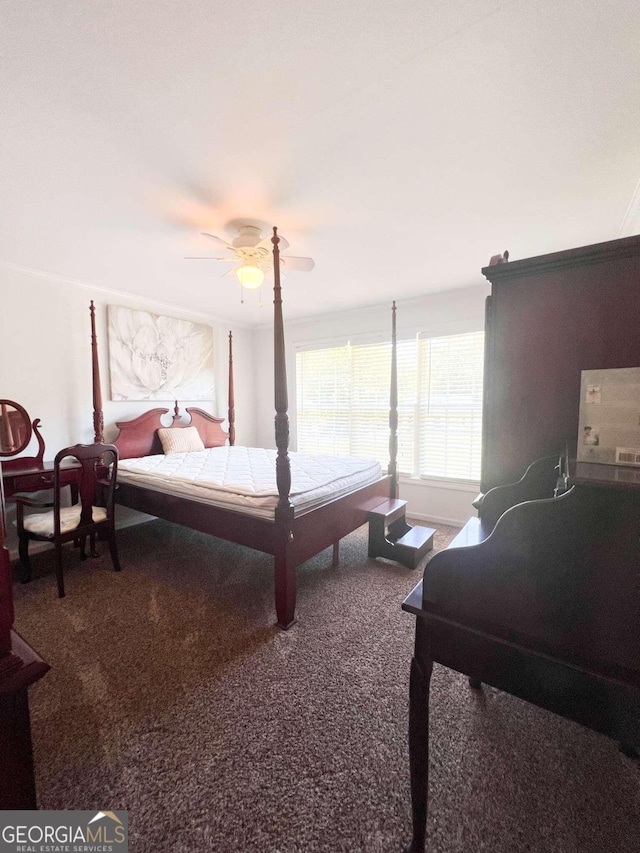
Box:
[585, 385, 601, 404]
[582, 426, 599, 446]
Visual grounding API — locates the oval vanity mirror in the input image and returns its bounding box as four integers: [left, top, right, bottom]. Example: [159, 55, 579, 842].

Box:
[0, 400, 33, 457]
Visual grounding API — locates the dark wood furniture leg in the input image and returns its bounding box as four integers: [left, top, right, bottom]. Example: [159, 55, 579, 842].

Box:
[274, 555, 296, 630]
[332, 541, 339, 567]
[108, 532, 121, 573]
[0, 689, 38, 808]
[54, 541, 65, 598]
[407, 619, 433, 853]
[19, 537, 32, 583]
[0, 632, 50, 809]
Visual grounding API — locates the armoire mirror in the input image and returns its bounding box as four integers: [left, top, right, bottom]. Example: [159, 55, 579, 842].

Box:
[0, 400, 44, 463]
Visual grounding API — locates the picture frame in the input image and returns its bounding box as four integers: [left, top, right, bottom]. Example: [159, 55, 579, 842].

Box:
[107, 306, 215, 402]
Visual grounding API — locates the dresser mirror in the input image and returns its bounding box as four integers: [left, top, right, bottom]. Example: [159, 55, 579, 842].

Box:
[0, 401, 34, 457]
[0, 400, 45, 466]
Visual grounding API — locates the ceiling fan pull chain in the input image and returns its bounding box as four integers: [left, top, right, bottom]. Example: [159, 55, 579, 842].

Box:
[239, 280, 244, 304]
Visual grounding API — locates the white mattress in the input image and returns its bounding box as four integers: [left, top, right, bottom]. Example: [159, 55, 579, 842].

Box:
[117, 446, 383, 519]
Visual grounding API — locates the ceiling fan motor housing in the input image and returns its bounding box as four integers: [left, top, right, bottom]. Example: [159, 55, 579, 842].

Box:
[232, 225, 263, 248]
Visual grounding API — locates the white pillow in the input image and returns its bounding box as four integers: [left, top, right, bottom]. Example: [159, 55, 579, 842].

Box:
[157, 426, 205, 454]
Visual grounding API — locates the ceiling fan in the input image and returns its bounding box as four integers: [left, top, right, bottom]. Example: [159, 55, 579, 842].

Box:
[185, 224, 315, 291]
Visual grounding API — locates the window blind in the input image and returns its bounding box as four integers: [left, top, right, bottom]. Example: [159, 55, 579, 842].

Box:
[417, 332, 484, 480]
[295, 330, 484, 481]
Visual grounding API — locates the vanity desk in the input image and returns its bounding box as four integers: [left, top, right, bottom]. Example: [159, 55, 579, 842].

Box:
[3, 460, 79, 501]
[1, 400, 79, 582]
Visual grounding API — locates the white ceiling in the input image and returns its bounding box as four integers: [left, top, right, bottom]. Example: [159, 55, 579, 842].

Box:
[2, 0, 640, 327]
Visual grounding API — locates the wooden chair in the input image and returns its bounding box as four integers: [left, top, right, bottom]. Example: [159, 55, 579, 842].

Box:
[16, 443, 120, 597]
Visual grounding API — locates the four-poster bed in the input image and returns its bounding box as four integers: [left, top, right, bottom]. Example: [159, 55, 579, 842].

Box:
[90, 228, 405, 628]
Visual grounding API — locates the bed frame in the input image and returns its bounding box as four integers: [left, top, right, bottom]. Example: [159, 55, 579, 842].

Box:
[90, 229, 396, 628]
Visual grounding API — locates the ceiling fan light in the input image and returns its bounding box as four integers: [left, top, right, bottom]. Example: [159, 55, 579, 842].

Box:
[236, 264, 264, 289]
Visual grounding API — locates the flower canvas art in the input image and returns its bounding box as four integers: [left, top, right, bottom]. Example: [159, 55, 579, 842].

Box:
[108, 306, 215, 401]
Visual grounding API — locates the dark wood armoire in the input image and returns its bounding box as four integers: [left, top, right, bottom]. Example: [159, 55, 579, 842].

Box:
[480, 234, 640, 491]
[403, 235, 640, 851]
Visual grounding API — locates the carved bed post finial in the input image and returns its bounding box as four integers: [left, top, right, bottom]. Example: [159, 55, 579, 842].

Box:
[389, 301, 398, 498]
[228, 331, 236, 446]
[272, 227, 292, 510]
[90, 301, 104, 443]
[172, 401, 181, 425]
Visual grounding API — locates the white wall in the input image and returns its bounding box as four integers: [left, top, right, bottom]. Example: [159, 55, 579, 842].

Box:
[253, 286, 489, 526]
[0, 265, 256, 554]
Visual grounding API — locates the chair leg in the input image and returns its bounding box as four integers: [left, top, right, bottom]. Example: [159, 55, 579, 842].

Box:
[107, 533, 121, 572]
[80, 536, 87, 560]
[18, 535, 32, 584]
[55, 541, 65, 598]
[90, 532, 98, 558]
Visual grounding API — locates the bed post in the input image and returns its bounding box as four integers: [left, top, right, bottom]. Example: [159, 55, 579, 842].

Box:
[228, 331, 235, 446]
[272, 226, 296, 629]
[389, 301, 398, 499]
[90, 301, 104, 444]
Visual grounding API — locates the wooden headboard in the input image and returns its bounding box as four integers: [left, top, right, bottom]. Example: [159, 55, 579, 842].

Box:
[113, 402, 228, 460]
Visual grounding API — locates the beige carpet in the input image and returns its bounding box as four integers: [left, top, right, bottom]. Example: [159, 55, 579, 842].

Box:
[11, 519, 640, 853]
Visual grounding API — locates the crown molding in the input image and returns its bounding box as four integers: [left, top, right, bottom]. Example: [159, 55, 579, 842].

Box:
[0, 259, 252, 330]
[618, 176, 640, 238]
[253, 281, 487, 330]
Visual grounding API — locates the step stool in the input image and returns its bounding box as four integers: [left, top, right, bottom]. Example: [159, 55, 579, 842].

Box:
[368, 498, 435, 570]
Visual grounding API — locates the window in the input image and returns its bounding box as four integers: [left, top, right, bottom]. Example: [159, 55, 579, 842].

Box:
[295, 331, 484, 481]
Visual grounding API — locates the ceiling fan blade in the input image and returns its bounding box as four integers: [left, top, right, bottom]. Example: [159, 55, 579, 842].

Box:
[184, 256, 235, 261]
[281, 255, 315, 271]
[200, 232, 234, 251]
[256, 234, 290, 252]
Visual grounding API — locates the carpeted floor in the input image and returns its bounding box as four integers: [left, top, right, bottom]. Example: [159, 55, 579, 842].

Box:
[11, 519, 640, 852]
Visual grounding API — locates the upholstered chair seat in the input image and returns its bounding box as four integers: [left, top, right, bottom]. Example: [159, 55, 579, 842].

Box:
[22, 505, 107, 538]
